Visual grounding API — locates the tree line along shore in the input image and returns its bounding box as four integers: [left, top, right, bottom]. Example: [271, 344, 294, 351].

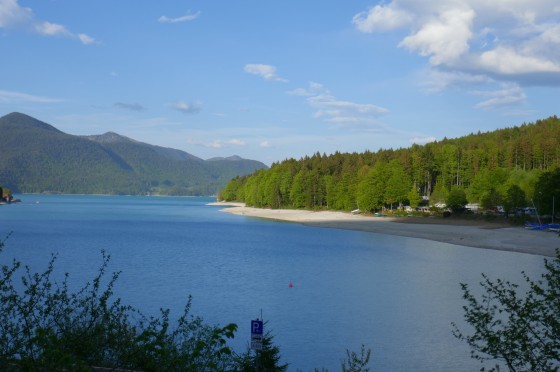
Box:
[219, 116, 560, 223]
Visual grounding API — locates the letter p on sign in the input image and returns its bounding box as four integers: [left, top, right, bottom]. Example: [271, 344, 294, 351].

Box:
[251, 320, 263, 335]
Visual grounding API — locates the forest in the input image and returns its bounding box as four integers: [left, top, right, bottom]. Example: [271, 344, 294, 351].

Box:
[219, 116, 560, 217]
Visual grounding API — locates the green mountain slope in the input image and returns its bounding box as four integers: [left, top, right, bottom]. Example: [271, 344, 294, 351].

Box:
[0, 112, 267, 195]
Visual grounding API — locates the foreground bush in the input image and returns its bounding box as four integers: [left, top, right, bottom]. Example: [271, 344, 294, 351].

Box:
[0, 236, 373, 371]
[453, 250, 560, 371]
[0, 237, 237, 371]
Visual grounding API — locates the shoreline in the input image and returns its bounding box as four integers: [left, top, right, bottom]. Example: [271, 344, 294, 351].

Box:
[209, 202, 560, 257]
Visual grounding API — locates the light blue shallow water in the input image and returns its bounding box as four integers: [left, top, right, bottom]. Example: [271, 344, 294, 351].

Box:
[0, 195, 546, 371]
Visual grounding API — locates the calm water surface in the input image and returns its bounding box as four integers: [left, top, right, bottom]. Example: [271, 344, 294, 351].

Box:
[0, 195, 546, 371]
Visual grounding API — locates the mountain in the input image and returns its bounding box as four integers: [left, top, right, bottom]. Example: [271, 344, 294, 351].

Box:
[85, 132, 203, 162]
[0, 112, 267, 195]
[206, 155, 243, 161]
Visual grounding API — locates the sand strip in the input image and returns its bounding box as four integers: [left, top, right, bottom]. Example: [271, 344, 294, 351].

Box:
[209, 203, 560, 257]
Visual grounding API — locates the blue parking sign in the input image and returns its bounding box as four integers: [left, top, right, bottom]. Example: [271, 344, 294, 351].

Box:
[251, 319, 264, 350]
[251, 319, 263, 335]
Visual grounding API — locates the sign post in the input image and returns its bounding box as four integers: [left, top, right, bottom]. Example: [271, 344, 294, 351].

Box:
[250, 319, 263, 350]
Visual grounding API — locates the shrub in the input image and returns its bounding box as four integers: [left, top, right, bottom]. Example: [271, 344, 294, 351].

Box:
[0, 236, 237, 371]
[453, 250, 560, 371]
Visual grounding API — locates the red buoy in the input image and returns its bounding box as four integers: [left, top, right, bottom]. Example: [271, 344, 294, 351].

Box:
[288, 282, 293, 288]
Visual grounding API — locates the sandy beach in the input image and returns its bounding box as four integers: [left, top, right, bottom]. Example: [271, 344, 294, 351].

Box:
[209, 202, 560, 257]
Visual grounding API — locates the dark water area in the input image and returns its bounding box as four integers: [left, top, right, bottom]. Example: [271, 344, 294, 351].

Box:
[0, 195, 546, 371]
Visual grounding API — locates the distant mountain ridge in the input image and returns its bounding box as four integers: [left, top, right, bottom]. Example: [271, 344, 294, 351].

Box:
[84, 132, 203, 162]
[0, 112, 267, 195]
[1, 111, 63, 133]
[206, 155, 244, 161]
[84, 132, 139, 144]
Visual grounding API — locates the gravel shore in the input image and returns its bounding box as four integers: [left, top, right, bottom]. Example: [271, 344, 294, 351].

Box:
[209, 202, 560, 257]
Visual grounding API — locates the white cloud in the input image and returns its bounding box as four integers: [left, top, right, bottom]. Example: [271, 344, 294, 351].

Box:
[290, 82, 388, 130]
[259, 140, 272, 148]
[421, 68, 529, 110]
[310, 97, 388, 116]
[409, 136, 436, 145]
[399, 7, 475, 65]
[0, 0, 31, 28]
[352, 4, 413, 32]
[244, 64, 288, 82]
[287, 81, 325, 96]
[474, 46, 560, 74]
[0, 89, 63, 103]
[78, 33, 95, 45]
[422, 69, 494, 92]
[158, 11, 200, 24]
[540, 24, 560, 44]
[190, 138, 246, 149]
[353, 1, 560, 84]
[34, 21, 68, 36]
[309, 82, 325, 91]
[425, 70, 527, 110]
[473, 83, 527, 110]
[171, 100, 202, 114]
[228, 139, 246, 146]
[308, 91, 388, 124]
[0, 0, 95, 44]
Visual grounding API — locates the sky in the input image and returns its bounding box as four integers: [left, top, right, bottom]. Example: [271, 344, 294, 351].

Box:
[1, 1, 559, 165]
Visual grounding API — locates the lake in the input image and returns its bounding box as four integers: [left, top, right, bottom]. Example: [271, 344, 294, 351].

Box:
[0, 195, 547, 371]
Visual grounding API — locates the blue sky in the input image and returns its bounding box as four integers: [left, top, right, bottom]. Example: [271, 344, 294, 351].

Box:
[1, 1, 559, 165]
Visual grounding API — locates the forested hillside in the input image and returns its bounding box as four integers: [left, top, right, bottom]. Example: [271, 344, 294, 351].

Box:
[0, 112, 267, 195]
[220, 116, 560, 215]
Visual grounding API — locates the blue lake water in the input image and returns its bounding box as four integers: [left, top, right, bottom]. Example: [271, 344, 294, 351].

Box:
[0, 195, 547, 371]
